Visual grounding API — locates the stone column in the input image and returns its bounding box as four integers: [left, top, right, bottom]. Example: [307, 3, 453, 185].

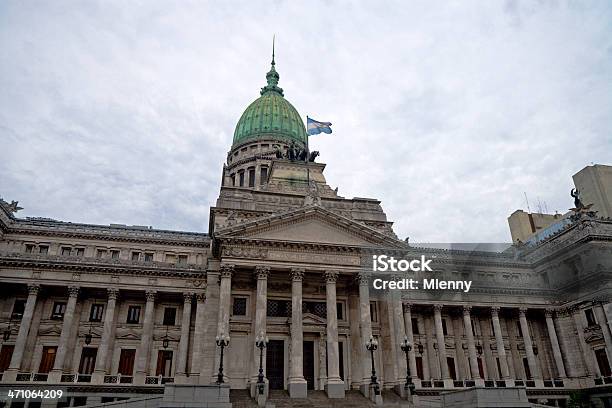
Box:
[3, 284, 40, 382]
[175, 292, 194, 380]
[92, 288, 119, 383]
[594, 302, 612, 362]
[544, 309, 566, 378]
[49, 286, 80, 382]
[288, 268, 307, 398]
[390, 287, 407, 394]
[134, 290, 156, 384]
[190, 291, 207, 380]
[217, 264, 234, 338]
[357, 273, 373, 394]
[491, 307, 510, 380]
[518, 308, 540, 380]
[463, 306, 480, 380]
[250, 266, 269, 396]
[402, 303, 418, 381]
[324, 271, 344, 398]
[433, 304, 449, 380]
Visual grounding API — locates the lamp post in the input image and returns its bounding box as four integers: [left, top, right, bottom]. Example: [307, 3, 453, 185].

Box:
[400, 336, 415, 394]
[216, 332, 230, 384]
[162, 324, 170, 349]
[255, 331, 268, 395]
[365, 335, 380, 395]
[3, 316, 12, 342]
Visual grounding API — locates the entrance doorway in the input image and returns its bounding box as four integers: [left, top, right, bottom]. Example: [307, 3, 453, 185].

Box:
[266, 340, 284, 390]
[303, 341, 315, 390]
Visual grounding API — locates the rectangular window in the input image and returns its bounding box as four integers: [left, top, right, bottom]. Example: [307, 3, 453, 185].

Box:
[447, 357, 457, 380]
[144, 252, 154, 262]
[127, 306, 141, 324]
[442, 319, 448, 336]
[370, 302, 378, 322]
[0, 345, 15, 372]
[39, 245, 49, 254]
[11, 299, 26, 319]
[25, 244, 34, 253]
[163, 307, 177, 325]
[585, 309, 597, 326]
[416, 356, 424, 380]
[260, 167, 268, 184]
[89, 304, 104, 322]
[248, 168, 255, 187]
[230, 174, 235, 186]
[232, 298, 247, 316]
[96, 249, 107, 258]
[239, 171, 245, 187]
[523, 357, 532, 379]
[78, 347, 97, 374]
[131, 252, 140, 261]
[156, 350, 173, 377]
[595, 348, 611, 376]
[177, 255, 188, 264]
[411, 318, 419, 335]
[496, 358, 502, 379]
[110, 250, 120, 259]
[516, 321, 523, 337]
[61, 247, 71, 256]
[118, 349, 136, 375]
[266, 299, 290, 317]
[75, 248, 84, 257]
[38, 346, 57, 373]
[336, 302, 344, 320]
[51, 302, 67, 320]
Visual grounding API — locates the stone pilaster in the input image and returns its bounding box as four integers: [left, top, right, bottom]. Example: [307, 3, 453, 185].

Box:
[463, 306, 480, 380]
[217, 264, 234, 338]
[571, 306, 598, 376]
[433, 304, 450, 380]
[250, 265, 270, 396]
[288, 268, 307, 398]
[491, 307, 510, 380]
[357, 272, 373, 395]
[544, 309, 567, 378]
[324, 271, 344, 398]
[134, 290, 156, 384]
[518, 308, 540, 380]
[594, 302, 612, 364]
[402, 303, 418, 381]
[175, 292, 194, 380]
[3, 284, 40, 383]
[49, 286, 80, 382]
[190, 291, 207, 381]
[92, 288, 119, 383]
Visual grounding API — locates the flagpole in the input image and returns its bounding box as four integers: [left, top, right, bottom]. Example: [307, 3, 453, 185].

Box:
[306, 116, 310, 190]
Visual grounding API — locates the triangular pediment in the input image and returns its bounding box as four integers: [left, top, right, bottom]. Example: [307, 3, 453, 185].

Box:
[215, 205, 403, 248]
[302, 313, 326, 325]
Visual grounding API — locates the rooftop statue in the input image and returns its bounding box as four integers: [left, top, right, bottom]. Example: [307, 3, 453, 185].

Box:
[569, 188, 597, 221]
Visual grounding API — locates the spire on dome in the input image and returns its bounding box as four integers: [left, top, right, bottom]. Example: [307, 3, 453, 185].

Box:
[261, 35, 284, 96]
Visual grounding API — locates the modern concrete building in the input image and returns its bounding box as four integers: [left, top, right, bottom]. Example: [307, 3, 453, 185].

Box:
[573, 164, 612, 219]
[507, 210, 564, 244]
[1, 56, 611, 408]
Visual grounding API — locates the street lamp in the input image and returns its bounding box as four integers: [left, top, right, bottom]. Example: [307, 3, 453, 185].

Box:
[476, 342, 483, 356]
[216, 332, 230, 384]
[162, 324, 170, 349]
[400, 336, 415, 394]
[532, 344, 538, 356]
[255, 331, 268, 395]
[417, 342, 424, 355]
[3, 317, 12, 342]
[365, 335, 380, 395]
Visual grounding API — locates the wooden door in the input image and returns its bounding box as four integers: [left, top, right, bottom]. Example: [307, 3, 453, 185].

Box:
[38, 347, 57, 373]
[78, 347, 97, 374]
[118, 349, 136, 376]
[0, 345, 14, 372]
[266, 340, 284, 390]
[303, 341, 315, 390]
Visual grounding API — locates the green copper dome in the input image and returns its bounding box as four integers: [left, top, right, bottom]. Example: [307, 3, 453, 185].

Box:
[232, 55, 307, 147]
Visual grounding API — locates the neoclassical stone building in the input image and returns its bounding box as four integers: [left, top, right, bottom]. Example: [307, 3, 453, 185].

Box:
[0, 56, 611, 408]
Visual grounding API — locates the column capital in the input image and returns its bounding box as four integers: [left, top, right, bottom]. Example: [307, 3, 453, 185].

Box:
[545, 308, 555, 319]
[290, 268, 305, 282]
[402, 302, 412, 312]
[145, 290, 157, 302]
[68, 286, 80, 298]
[107, 288, 119, 300]
[27, 283, 41, 296]
[254, 265, 271, 280]
[324, 270, 339, 283]
[491, 306, 500, 317]
[463, 305, 472, 315]
[518, 307, 528, 317]
[195, 291, 206, 302]
[355, 272, 369, 286]
[183, 292, 194, 303]
[433, 304, 444, 313]
[220, 263, 235, 278]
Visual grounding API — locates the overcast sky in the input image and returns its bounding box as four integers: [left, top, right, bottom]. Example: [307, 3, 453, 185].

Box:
[1, 1, 611, 243]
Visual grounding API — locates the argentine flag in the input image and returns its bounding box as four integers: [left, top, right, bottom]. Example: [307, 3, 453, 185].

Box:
[307, 116, 332, 135]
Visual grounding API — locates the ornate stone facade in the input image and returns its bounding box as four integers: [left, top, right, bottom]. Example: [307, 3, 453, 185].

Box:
[0, 57, 611, 407]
